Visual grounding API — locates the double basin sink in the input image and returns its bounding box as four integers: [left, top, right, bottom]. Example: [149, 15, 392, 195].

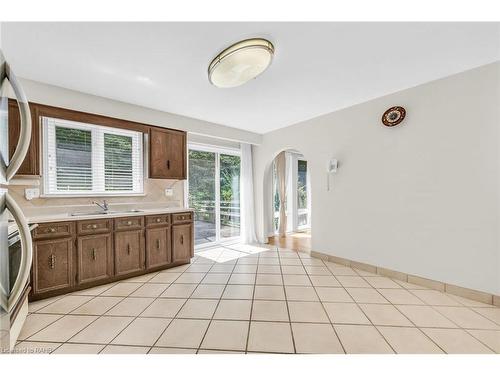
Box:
[70, 209, 143, 217]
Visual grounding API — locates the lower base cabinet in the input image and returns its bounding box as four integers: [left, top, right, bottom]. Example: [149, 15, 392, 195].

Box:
[77, 233, 113, 285]
[114, 229, 145, 276]
[32, 237, 74, 295]
[146, 226, 171, 269]
[30, 212, 193, 301]
[172, 223, 193, 263]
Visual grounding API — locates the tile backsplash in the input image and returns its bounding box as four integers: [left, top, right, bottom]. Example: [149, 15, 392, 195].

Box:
[8, 177, 185, 218]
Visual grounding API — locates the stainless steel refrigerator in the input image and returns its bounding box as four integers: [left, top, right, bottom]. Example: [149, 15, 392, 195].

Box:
[0, 48, 33, 352]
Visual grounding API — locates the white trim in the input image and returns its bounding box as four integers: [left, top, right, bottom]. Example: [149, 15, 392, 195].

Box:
[187, 142, 242, 249]
[42, 116, 144, 196]
[188, 142, 241, 156]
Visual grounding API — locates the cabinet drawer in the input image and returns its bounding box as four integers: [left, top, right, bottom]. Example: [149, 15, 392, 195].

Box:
[172, 212, 192, 224]
[145, 214, 170, 227]
[33, 221, 75, 240]
[114, 216, 144, 231]
[78, 219, 112, 235]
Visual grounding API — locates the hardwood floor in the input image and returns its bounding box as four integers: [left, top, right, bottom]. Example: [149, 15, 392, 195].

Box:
[268, 230, 311, 252]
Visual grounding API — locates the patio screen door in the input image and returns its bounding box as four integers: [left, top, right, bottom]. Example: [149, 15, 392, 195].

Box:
[188, 145, 241, 248]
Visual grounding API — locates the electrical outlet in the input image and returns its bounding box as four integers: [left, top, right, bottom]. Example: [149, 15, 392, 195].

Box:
[25, 187, 40, 201]
[165, 188, 174, 197]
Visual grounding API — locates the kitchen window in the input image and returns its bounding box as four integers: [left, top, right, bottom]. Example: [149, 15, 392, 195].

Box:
[42, 117, 144, 196]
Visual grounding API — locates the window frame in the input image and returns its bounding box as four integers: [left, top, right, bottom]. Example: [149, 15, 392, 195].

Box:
[41, 116, 145, 198]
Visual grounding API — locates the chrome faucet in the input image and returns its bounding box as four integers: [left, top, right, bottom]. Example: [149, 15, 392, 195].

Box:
[92, 199, 109, 212]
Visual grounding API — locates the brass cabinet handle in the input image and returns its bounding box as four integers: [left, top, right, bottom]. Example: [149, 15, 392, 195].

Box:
[92, 224, 98, 229]
[127, 243, 131, 255]
[49, 254, 56, 269]
[156, 239, 160, 250]
[92, 248, 96, 260]
[180, 235, 184, 245]
[156, 218, 161, 223]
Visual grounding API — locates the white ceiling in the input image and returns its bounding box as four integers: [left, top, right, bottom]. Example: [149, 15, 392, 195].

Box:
[2, 22, 499, 134]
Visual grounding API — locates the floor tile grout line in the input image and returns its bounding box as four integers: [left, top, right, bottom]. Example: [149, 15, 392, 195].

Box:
[19, 243, 500, 354]
[322, 258, 473, 353]
[298, 253, 347, 354]
[315, 256, 398, 353]
[68, 263, 190, 354]
[194, 253, 236, 353]
[22, 284, 127, 342]
[244, 251, 259, 354]
[277, 246, 298, 354]
[145, 259, 218, 354]
[336, 262, 496, 353]
[404, 289, 498, 353]
[67, 277, 180, 353]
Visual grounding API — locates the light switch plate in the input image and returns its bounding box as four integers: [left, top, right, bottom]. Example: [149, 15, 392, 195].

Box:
[25, 187, 40, 201]
[165, 188, 174, 197]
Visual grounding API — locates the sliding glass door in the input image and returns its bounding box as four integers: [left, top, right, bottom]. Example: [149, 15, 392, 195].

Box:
[188, 145, 241, 248]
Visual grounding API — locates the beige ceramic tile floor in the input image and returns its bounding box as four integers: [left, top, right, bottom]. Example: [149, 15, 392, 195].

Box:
[13, 243, 500, 354]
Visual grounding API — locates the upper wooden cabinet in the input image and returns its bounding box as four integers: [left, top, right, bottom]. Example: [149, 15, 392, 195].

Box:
[8, 99, 188, 180]
[8, 99, 40, 176]
[149, 127, 187, 180]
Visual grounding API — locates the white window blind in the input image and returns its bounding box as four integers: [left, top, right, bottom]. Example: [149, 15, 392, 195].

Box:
[43, 117, 144, 196]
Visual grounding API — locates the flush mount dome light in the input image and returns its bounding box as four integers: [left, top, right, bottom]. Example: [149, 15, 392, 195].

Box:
[208, 38, 274, 88]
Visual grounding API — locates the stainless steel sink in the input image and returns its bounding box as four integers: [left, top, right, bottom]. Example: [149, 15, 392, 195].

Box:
[70, 209, 143, 217]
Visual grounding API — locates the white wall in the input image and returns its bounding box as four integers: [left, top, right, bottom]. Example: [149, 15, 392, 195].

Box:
[16, 78, 262, 145]
[253, 62, 500, 295]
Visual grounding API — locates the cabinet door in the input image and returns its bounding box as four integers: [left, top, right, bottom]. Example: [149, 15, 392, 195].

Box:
[146, 227, 171, 269]
[149, 127, 186, 179]
[8, 99, 40, 176]
[77, 233, 113, 284]
[32, 238, 73, 294]
[114, 230, 145, 276]
[172, 224, 193, 263]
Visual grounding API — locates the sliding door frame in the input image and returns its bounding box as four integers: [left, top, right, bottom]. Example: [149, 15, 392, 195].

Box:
[187, 142, 241, 250]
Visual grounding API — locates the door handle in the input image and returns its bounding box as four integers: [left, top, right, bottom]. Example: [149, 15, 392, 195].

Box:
[156, 239, 160, 250]
[3, 193, 33, 313]
[180, 235, 184, 245]
[4, 60, 32, 181]
[92, 248, 96, 260]
[49, 254, 56, 269]
[127, 243, 131, 255]
[166, 160, 170, 169]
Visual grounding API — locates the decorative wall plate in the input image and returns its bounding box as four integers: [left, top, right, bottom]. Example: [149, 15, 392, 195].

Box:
[381, 106, 406, 127]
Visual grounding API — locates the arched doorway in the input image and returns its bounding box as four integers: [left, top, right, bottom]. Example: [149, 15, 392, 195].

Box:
[264, 148, 312, 253]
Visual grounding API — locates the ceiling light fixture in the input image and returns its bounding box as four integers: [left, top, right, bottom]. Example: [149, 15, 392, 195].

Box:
[208, 38, 274, 88]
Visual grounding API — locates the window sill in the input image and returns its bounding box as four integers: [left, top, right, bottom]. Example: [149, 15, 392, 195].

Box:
[39, 192, 147, 198]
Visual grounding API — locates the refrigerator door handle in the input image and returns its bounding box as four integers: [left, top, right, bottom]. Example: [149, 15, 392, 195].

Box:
[5, 62, 32, 181]
[4, 193, 32, 312]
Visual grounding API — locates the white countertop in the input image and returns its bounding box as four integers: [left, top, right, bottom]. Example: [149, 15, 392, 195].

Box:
[26, 207, 194, 224]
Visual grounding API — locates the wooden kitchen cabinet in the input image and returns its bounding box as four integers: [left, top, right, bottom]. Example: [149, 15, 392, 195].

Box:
[145, 227, 171, 269]
[8, 99, 40, 176]
[149, 127, 187, 179]
[77, 233, 113, 285]
[30, 213, 194, 301]
[172, 222, 193, 263]
[114, 229, 145, 276]
[32, 237, 73, 295]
